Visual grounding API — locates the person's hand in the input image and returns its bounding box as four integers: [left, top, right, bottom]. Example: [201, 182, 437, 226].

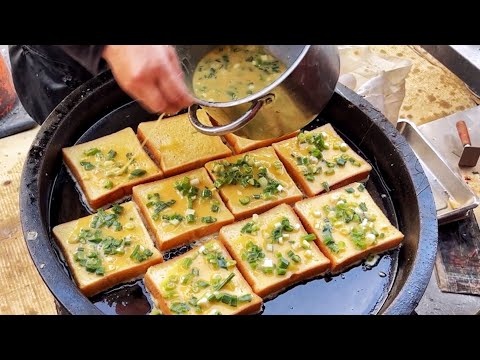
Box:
[102, 45, 194, 115]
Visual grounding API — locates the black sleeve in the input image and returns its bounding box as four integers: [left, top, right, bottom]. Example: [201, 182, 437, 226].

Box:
[56, 45, 107, 74]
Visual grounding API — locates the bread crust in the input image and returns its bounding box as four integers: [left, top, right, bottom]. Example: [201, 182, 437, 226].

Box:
[272, 124, 372, 197]
[219, 204, 330, 299]
[52, 202, 163, 297]
[137, 112, 232, 177]
[204, 147, 303, 220]
[62, 127, 163, 210]
[144, 240, 263, 315]
[133, 168, 235, 251]
[294, 183, 404, 272]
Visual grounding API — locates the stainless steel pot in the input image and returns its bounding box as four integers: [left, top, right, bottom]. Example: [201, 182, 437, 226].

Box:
[175, 45, 340, 140]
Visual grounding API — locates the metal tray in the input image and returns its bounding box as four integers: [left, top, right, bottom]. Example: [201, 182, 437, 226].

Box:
[397, 119, 479, 224]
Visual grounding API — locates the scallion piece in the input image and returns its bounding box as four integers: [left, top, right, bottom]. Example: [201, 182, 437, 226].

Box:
[238, 294, 253, 303]
[278, 257, 290, 269]
[239, 196, 251, 205]
[287, 250, 301, 263]
[83, 148, 101, 156]
[322, 182, 330, 192]
[80, 161, 95, 171]
[130, 168, 146, 177]
[258, 177, 268, 188]
[201, 188, 212, 198]
[181, 273, 194, 285]
[220, 293, 238, 307]
[336, 157, 347, 166]
[107, 149, 117, 159]
[112, 204, 124, 215]
[241, 221, 258, 234]
[103, 180, 113, 189]
[165, 281, 176, 291]
[213, 272, 235, 291]
[302, 233, 316, 242]
[129, 245, 153, 263]
[187, 197, 194, 209]
[274, 160, 283, 169]
[345, 187, 355, 193]
[201, 216, 217, 224]
[182, 257, 193, 269]
[170, 302, 190, 314]
[197, 280, 209, 288]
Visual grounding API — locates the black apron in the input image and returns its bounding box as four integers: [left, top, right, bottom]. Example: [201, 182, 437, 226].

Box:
[9, 45, 106, 125]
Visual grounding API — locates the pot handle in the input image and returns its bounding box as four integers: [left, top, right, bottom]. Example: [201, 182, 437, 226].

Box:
[188, 100, 264, 136]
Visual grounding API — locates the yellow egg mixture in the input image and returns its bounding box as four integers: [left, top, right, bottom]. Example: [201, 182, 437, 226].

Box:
[273, 123, 372, 195]
[205, 147, 302, 216]
[193, 45, 287, 102]
[53, 202, 161, 281]
[222, 204, 329, 293]
[147, 239, 260, 315]
[295, 183, 403, 269]
[133, 168, 233, 246]
[64, 128, 160, 199]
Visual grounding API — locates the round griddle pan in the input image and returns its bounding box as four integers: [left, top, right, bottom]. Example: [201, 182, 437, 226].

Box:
[20, 71, 438, 315]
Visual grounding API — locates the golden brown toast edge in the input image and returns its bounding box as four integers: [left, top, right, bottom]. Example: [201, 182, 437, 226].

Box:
[52, 222, 162, 297]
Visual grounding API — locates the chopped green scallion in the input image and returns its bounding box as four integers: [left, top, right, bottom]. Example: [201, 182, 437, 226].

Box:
[201, 216, 217, 224]
[80, 161, 95, 171]
[130, 169, 146, 177]
[322, 182, 330, 192]
[239, 196, 251, 205]
[302, 233, 316, 242]
[83, 148, 101, 156]
[238, 294, 253, 303]
[213, 272, 235, 291]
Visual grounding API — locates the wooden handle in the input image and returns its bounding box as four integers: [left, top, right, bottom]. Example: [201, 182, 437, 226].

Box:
[456, 120, 471, 146]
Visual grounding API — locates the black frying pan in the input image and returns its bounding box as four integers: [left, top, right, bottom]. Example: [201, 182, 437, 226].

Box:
[20, 71, 438, 315]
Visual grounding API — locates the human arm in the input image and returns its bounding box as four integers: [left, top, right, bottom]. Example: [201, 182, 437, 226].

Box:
[58, 45, 193, 115]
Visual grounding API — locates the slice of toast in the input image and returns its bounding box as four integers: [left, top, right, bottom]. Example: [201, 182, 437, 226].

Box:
[144, 239, 263, 315]
[224, 131, 299, 154]
[52, 201, 163, 297]
[272, 124, 372, 197]
[63, 127, 163, 210]
[219, 203, 330, 298]
[204, 146, 303, 220]
[294, 183, 404, 273]
[137, 111, 232, 177]
[133, 168, 234, 251]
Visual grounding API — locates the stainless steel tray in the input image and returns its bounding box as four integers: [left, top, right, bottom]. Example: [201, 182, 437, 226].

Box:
[397, 118, 479, 224]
